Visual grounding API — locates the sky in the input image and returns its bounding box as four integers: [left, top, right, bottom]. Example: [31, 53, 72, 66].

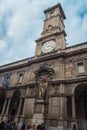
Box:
[0, 0, 87, 66]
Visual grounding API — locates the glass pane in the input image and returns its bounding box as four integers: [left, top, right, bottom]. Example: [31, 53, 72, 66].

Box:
[19, 74, 23, 83]
[78, 63, 85, 73]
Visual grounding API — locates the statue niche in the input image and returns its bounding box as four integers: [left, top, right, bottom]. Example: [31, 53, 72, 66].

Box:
[38, 75, 47, 100]
[34, 65, 55, 100]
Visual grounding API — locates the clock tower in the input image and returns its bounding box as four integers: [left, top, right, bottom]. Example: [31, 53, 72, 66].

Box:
[35, 3, 66, 56]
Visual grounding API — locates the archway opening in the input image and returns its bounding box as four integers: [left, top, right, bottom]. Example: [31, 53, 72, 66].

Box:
[75, 83, 87, 129]
[8, 90, 21, 121]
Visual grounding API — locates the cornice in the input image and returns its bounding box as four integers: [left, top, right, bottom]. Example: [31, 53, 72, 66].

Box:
[44, 3, 66, 19]
[3, 77, 87, 91]
[65, 47, 87, 57]
[0, 42, 87, 72]
[0, 51, 66, 72]
[49, 93, 74, 97]
[51, 77, 87, 84]
[36, 30, 66, 42]
[66, 41, 87, 49]
[4, 82, 38, 91]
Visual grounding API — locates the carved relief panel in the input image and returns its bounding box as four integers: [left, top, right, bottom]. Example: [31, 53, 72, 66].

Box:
[34, 64, 55, 100]
[48, 97, 60, 118]
[48, 84, 59, 96]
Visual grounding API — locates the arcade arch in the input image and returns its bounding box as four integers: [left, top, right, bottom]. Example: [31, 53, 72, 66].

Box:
[75, 83, 87, 129]
[8, 90, 21, 121]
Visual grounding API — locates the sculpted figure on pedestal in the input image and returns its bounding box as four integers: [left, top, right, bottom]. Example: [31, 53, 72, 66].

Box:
[34, 65, 55, 100]
[38, 86, 46, 100]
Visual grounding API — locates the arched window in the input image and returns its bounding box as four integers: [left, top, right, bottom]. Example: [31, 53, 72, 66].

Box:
[8, 90, 21, 121]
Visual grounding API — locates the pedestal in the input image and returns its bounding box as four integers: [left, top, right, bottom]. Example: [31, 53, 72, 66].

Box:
[57, 126, 64, 130]
[32, 100, 45, 125]
[32, 113, 44, 125]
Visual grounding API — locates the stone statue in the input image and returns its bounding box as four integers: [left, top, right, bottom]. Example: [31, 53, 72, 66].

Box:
[38, 86, 46, 100]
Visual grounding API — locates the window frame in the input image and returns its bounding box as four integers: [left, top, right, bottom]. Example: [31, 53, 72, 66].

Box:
[50, 10, 54, 17]
[1, 74, 10, 88]
[76, 61, 86, 75]
[17, 73, 24, 84]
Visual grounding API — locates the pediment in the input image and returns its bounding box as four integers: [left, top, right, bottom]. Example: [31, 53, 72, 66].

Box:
[34, 65, 55, 77]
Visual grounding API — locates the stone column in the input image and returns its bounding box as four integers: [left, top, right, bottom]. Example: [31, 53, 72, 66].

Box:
[20, 88, 29, 122]
[58, 83, 65, 130]
[59, 83, 64, 118]
[21, 87, 29, 115]
[5, 98, 11, 115]
[70, 95, 77, 128]
[22, 87, 29, 115]
[63, 96, 66, 117]
[15, 98, 23, 122]
[19, 98, 26, 122]
[22, 98, 27, 116]
[57, 96, 64, 130]
[17, 98, 23, 116]
[72, 95, 76, 119]
[0, 99, 8, 121]
[0, 99, 7, 121]
[60, 96, 63, 118]
[3, 98, 11, 121]
[1, 99, 7, 115]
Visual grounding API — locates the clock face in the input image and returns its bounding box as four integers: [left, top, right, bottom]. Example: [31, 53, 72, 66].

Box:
[42, 40, 56, 53]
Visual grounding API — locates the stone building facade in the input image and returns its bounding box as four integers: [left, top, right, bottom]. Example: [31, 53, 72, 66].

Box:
[0, 3, 87, 130]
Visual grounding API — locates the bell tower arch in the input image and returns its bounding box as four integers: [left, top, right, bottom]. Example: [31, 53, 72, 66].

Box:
[42, 3, 66, 37]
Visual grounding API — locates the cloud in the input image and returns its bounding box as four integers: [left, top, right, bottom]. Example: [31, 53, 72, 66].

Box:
[0, 0, 87, 65]
[64, 0, 87, 45]
[0, 40, 7, 52]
